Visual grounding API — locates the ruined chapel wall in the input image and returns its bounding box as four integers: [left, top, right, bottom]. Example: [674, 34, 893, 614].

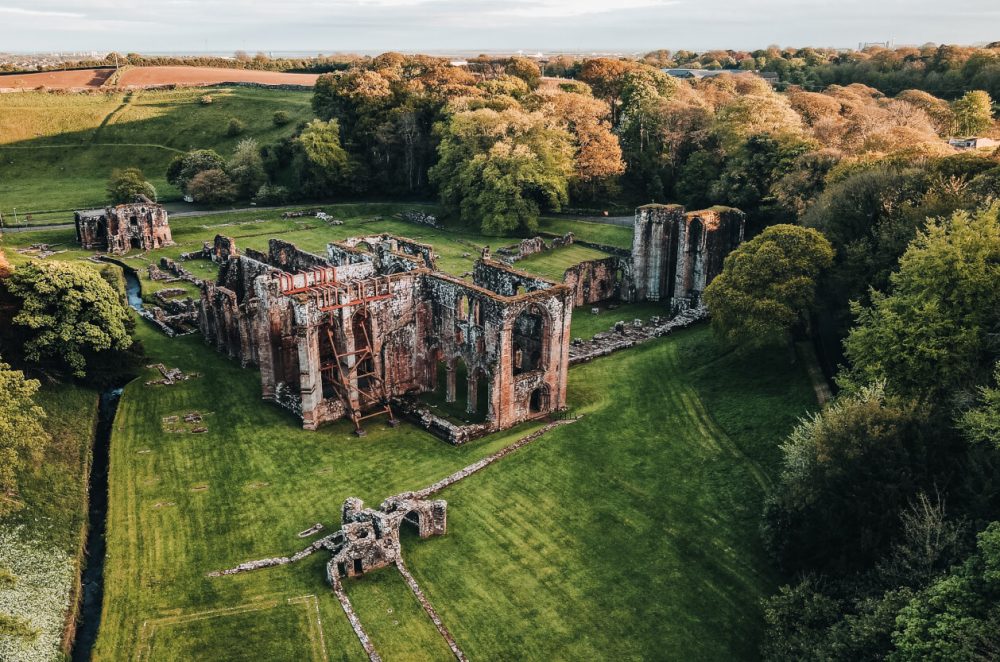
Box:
[562, 257, 627, 307]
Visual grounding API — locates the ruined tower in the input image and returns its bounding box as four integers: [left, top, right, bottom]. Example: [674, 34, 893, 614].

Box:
[74, 196, 173, 255]
[630, 204, 745, 311]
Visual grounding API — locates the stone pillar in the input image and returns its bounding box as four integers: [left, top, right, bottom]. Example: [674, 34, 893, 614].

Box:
[445, 361, 456, 404]
[297, 323, 323, 430]
[631, 204, 685, 302]
[466, 374, 478, 414]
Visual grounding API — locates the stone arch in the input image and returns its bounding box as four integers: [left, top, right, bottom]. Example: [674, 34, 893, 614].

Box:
[512, 305, 549, 376]
[402, 509, 423, 536]
[456, 293, 468, 320]
[529, 384, 550, 414]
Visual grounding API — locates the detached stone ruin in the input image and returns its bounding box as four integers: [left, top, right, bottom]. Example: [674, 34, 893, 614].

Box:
[199, 233, 573, 440]
[74, 196, 173, 255]
[630, 204, 745, 311]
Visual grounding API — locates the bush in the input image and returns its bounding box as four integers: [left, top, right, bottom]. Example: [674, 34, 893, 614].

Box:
[226, 117, 247, 137]
[254, 183, 290, 205]
[187, 168, 237, 204]
[199, 94, 213, 105]
[272, 110, 291, 126]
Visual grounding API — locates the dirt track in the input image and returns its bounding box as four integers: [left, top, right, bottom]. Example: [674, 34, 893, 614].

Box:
[0, 66, 318, 91]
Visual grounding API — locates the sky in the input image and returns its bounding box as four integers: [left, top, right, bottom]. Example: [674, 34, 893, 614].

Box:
[1, 0, 998, 54]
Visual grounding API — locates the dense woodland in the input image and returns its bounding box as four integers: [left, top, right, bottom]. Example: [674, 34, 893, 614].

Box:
[3, 45, 1000, 658]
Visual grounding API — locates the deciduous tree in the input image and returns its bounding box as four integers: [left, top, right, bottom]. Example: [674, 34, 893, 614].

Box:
[4, 262, 132, 377]
[703, 224, 834, 349]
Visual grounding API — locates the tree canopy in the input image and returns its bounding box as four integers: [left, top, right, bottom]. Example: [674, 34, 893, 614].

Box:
[703, 224, 834, 348]
[3, 262, 132, 377]
[0, 359, 49, 517]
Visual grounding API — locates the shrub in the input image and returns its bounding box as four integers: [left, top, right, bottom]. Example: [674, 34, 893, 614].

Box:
[272, 110, 291, 126]
[187, 168, 237, 204]
[254, 183, 290, 205]
[199, 94, 213, 105]
[226, 117, 247, 137]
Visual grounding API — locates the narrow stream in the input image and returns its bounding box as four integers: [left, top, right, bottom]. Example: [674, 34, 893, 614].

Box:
[71, 269, 141, 661]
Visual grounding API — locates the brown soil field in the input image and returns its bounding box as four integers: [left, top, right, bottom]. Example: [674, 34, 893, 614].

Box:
[118, 66, 318, 87]
[0, 66, 318, 91]
[0, 68, 114, 90]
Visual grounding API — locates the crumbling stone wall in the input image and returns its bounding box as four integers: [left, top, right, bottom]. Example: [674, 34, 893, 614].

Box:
[562, 257, 628, 306]
[630, 204, 744, 311]
[200, 236, 572, 439]
[74, 196, 173, 255]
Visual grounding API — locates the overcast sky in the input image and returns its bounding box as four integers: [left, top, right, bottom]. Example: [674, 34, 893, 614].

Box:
[1, 0, 998, 54]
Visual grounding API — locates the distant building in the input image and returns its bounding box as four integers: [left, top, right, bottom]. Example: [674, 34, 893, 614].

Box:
[949, 137, 999, 150]
[74, 196, 173, 255]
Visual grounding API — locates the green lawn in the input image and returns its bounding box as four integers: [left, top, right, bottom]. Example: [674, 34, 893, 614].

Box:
[93, 307, 814, 660]
[0, 87, 313, 214]
[539, 216, 633, 249]
[514, 243, 611, 280]
[570, 301, 672, 339]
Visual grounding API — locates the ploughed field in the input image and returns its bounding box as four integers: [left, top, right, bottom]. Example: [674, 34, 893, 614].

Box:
[0, 66, 319, 91]
[0, 86, 313, 214]
[90, 314, 813, 659]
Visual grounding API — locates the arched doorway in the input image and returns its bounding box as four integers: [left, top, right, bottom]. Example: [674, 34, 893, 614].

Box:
[529, 386, 549, 414]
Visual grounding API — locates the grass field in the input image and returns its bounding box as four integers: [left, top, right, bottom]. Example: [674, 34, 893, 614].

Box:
[91, 305, 814, 660]
[540, 216, 633, 249]
[0, 86, 313, 213]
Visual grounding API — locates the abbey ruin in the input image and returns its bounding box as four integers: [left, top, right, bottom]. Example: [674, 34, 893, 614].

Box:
[199, 234, 573, 440]
[630, 204, 745, 310]
[196, 205, 743, 439]
[74, 196, 173, 255]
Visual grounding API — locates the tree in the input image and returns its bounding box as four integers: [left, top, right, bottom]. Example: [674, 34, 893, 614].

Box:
[3, 261, 131, 378]
[762, 384, 940, 575]
[0, 359, 50, 516]
[226, 138, 266, 199]
[713, 93, 805, 151]
[505, 56, 542, 89]
[166, 149, 225, 193]
[951, 90, 994, 135]
[891, 522, 1000, 660]
[578, 58, 641, 126]
[960, 362, 1000, 448]
[843, 206, 1000, 400]
[703, 224, 834, 349]
[106, 167, 156, 204]
[293, 118, 355, 195]
[186, 169, 237, 204]
[430, 107, 574, 234]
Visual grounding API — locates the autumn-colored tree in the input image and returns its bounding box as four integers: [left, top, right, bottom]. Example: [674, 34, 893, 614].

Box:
[578, 58, 641, 126]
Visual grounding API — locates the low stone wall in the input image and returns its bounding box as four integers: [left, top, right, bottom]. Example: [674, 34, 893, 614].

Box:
[568, 308, 709, 364]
